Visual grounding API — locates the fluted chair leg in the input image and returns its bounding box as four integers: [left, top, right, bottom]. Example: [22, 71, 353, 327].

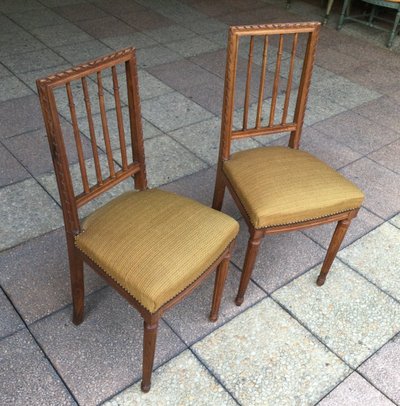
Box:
[141, 320, 159, 393]
[235, 231, 263, 306]
[210, 255, 231, 322]
[70, 252, 85, 325]
[317, 219, 351, 286]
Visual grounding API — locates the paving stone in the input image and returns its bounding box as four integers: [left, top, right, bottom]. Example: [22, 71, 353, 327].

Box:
[119, 9, 173, 31]
[1, 48, 65, 74]
[143, 135, 208, 187]
[304, 205, 383, 249]
[54, 40, 112, 64]
[313, 111, 400, 155]
[340, 158, 400, 219]
[0, 144, 30, 187]
[193, 298, 351, 405]
[136, 45, 183, 69]
[353, 95, 400, 135]
[53, 3, 108, 22]
[164, 265, 265, 345]
[342, 60, 400, 94]
[104, 350, 235, 405]
[144, 24, 197, 44]
[358, 334, 400, 404]
[339, 222, 400, 301]
[169, 116, 260, 165]
[165, 36, 223, 58]
[232, 219, 326, 293]
[309, 76, 381, 109]
[0, 329, 75, 406]
[368, 138, 400, 175]
[314, 47, 365, 75]
[204, 30, 229, 47]
[0, 289, 24, 339]
[141, 91, 214, 132]
[273, 261, 400, 368]
[180, 16, 228, 34]
[318, 372, 395, 406]
[0, 228, 105, 324]
[91, 0, 146, 18]
[0, 94, 44, 138]
[0, 30, 46, 56]
[304, 94, 348, 126]
[0, 15, 24, 34]
[148, 59, 221, 93]
[0, 178, 63, 251]
[40, 0, 87, 6]
[101, 33, 157, 50]
[160, 165, 241, 220]
[0, 0, 44, 14]
[390, 214, 400, 228]
[9, 8, 68, 29]
[30, 287, 186, 406]
[76, 16, 136, 39]
[0, 63, 12, 78]
[31, 23, 93, 47]
[0, 75, 34, 102]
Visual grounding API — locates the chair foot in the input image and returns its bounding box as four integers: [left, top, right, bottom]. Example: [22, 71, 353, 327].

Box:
[235, 296, 244, 306]
[209, 314, 218, 322]
[316, 274, 326, 286]
[72, 313, 84, 325]
[140, 382, 151, 393]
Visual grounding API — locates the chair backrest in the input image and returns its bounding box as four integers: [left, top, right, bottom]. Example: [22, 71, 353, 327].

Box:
[218, 22, 320, 161]
[36, 48, 147, 236]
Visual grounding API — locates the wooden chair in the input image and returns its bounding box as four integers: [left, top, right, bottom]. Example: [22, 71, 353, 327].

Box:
[36, 48, 239, 392]
[212, 22, 364, 306]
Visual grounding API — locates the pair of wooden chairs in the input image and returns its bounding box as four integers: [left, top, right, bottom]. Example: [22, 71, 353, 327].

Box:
[37, 22, 363, 392]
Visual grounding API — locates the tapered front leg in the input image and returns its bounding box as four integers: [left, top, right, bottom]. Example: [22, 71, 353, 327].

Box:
[317, 219, 351, 286]
[210, 253, 231, 322]
[141, 320, 159, 393]
[70, 251, 85, 325]
[235, 230, 263, 306]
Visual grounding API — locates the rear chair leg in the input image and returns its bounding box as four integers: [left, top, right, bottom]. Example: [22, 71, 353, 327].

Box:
[141, 320, 159, 393]
[212, 168, 226, 211]
[235, 231, 263, 306]
[70, 251, 85, 325]
[317, 219, 351, 286]
[209, 253, 231, 322]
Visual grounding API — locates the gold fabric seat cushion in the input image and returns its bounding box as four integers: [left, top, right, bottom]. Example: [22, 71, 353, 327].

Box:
[75, 189, 239, 313]
[223, 146, 364, 229]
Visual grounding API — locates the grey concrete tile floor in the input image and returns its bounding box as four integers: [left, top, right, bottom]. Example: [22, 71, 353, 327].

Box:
[0, 0, 399, 404]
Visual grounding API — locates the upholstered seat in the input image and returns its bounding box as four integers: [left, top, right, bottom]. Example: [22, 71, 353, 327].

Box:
[75, 189, 239, 313]
[223, 146, 364, 229]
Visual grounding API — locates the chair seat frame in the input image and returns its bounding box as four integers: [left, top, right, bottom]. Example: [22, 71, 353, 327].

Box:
[36, 48, 236, 392]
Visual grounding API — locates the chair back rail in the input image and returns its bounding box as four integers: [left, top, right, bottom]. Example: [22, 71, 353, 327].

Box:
[219, 22, 321, 161]
[36, 48, 147, 235]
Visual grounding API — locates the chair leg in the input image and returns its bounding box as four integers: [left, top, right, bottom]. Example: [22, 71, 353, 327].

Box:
[212, 167, 225, 211]
[316, 219, 351, 286]
[209, 255, 231, 322]
[387, 10, 400, 48]
[323, 0, 335, 25]
[235, 231, 263, 306]
[70, 251, 85, 325]
[338, 0, 350, 29]
[141, 320, 159, 393]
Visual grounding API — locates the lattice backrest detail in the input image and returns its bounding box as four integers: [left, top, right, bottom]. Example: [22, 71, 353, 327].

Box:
[219, 22, 320, 160]
[36, 48, 147, 234]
